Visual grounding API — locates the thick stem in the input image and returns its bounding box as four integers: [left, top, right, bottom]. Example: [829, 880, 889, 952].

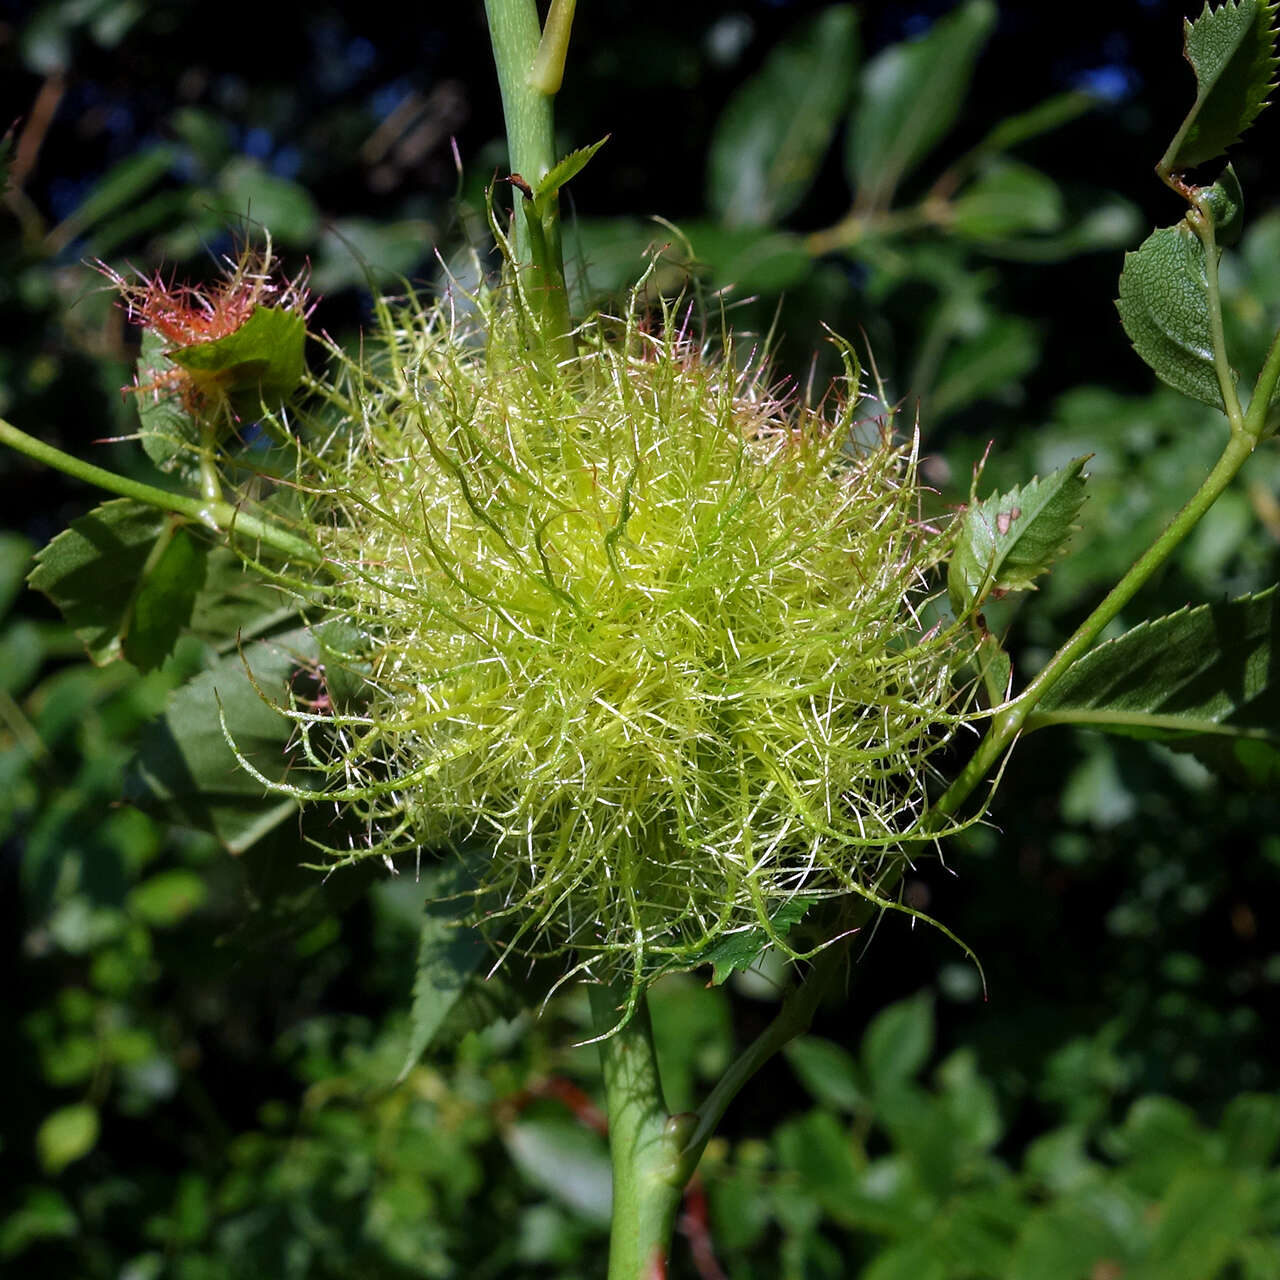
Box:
[484, 0, 564, 277]
[0, 417, 322, 566]
[590, 983, 689, 1280]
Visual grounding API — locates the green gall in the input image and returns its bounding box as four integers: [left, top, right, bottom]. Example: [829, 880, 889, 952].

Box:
[248, 279, 984, 994]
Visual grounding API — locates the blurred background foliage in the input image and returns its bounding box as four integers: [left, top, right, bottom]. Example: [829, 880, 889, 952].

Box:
[3, 0, 1280, 1276]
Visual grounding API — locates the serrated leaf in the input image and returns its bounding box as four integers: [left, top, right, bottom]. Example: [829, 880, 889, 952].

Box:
[1116, 222, 1228, 409]
[532, 136, 609, 217]
[135, 328, 201, 476]
[28, 498, 198, 667]
[397, 852, 489, 1082]
[1032, 588, 1280, 788]
[121, 524, 209, 671]
[1161, 0, 1278, 174]
[700, 896, 814, 985]
[948, 457, 1089, 616]
[125, 627, 318, 851]
[709, 6, 858, 228]
[170, 304, 306, 407]
[848, 0, 995, 208]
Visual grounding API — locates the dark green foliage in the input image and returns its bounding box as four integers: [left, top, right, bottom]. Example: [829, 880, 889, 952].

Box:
[5, 2, 1280, 1277]
[398, 854, 489, 1081]
[125, 627, 317, 852]
[847, 0, 995, 207]
[29, 499, 207, 670]
[708, 5, 859, 228]
[1034, 589, 1280, 786]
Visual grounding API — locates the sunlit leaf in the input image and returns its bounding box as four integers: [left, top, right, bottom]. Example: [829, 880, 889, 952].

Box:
[1161, 0, 1278, 174]
[171, 304, 307, 407]
[533, 136, 609, 215]
[504, 1119, 612, 1225]
[1116, 221, 1228, 409]
[948, 457, 1089, 615]
[36, 1103, 100, 1174]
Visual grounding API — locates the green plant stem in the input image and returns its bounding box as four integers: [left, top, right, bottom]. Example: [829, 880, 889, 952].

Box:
[936, 427, 1257, 817]
[1245, 324, 1280, 437]
[1189, 208, 1245, 432]
[0, 417, 321, 566]
[484, 0, 563, 264]
[675, 934, 852, 1186]
[589, 983, 690, 1280]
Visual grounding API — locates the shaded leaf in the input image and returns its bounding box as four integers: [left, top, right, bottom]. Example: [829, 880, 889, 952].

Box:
[0, 531, 35, 620]
[1161, 0, 1278, 173]
[186, 544, 296, 649]
[929, 313, 1039, 420]
[683, 222, 812, 293]
[948, 457, 1089, 615]
[216, 156, 319, 245]
[1116, 221, 1227, 409]
[135, 328, 202, 476]
[127, 868, 208, 927]
[708, 6, 858, 228]
[125, 626, 318, 851]
[950, 162, 1064, 242]
[784, 1035, 866, 1112]
[973, 90, 1098, 157]
[848, 0, 996, 208]
[0, 1188, 78, 1259]
[28, 498, 188, 667]
[700, 896, 815, 985]
[1032, 588, 1280, 787]
[121, 524, 209, 672]
[397, 852, 489, 1082]
[863, 992, 934, 1092]
[53, 144, 176, 241]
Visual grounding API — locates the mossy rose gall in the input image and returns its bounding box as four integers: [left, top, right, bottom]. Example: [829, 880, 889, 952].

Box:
[236, 277, 985, 996]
